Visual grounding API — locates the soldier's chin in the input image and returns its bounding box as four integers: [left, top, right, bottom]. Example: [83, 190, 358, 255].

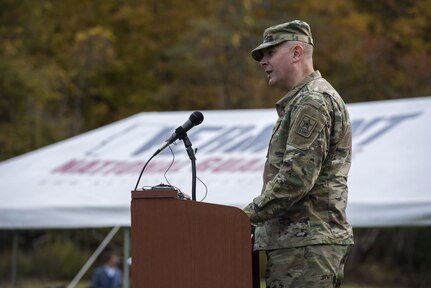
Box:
[267, 77, 275, 85]
[268, 78, 277, 87]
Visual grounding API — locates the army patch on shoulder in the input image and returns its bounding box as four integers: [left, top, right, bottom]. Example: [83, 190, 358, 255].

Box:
[296, 115, 318, 138]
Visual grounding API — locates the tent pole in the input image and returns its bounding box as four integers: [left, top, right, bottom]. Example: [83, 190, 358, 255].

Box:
[11, 231, 18, 288]
[67, 226, 121, 288]
[122, 228, 130, 288]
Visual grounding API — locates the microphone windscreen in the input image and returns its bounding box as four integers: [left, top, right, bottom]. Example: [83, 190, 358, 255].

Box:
[190, 111, 204, 125]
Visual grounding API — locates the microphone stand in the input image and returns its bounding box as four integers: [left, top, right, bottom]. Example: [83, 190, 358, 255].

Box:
[181, 134, 197, 201]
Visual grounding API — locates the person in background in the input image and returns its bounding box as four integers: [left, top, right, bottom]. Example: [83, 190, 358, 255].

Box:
[91, 251, 122, 288]
[244, 20, 354, 287]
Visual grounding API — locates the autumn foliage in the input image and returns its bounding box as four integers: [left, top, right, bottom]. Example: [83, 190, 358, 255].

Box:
[1, 0, 430, 160]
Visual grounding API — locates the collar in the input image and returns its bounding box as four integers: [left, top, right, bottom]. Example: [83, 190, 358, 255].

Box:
[275, 70, 322, 116]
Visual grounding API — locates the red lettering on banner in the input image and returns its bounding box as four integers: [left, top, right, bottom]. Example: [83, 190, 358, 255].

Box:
[216, 158, 264, 172]
[212, 159, 243, 172]
[51, 157, 264, 176]
[52, 159, 81, 173]
[198, 157, 264, 173]
[102, 161, 142, 175]
[237, 158, 263, 172]
[51, 159, 143, 175]
[197, 158, 223, 172]
[89, 161, 118, 174]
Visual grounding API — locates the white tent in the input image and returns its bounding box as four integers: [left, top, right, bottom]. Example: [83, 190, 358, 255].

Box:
[1, 97, 431, 229]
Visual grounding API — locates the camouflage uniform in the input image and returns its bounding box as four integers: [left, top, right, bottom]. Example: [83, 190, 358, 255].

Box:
[245, 20, 354, 288]
[265, 244, 351, 288]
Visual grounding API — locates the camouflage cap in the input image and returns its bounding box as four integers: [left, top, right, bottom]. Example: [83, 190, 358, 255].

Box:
[251, 20, 314, 61]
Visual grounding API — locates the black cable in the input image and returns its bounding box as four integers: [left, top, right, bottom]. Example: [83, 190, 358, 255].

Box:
[134, 152, 157, 191]
[134, 144, 179, 192]
[163, 146, 176, 187]
[134, 141, 206, 202]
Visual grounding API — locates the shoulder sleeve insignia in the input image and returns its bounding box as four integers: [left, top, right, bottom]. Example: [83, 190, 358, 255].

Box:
[296, 114, 318, 138]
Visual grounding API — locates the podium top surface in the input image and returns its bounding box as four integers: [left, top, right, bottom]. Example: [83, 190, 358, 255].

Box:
[131, 188, 178, 199]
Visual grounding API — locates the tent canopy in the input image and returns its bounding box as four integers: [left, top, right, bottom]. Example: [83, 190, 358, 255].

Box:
[1, 97, 431, 229]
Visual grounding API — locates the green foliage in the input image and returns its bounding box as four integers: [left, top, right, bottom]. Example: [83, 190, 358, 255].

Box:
[0, 229, 124, 281]
[31, 239, 90, 278]
[345, 228, 431, 287]
[0, 238, 89, 279]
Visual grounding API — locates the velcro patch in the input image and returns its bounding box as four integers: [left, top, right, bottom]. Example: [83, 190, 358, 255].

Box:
[296, 115, 318, 138]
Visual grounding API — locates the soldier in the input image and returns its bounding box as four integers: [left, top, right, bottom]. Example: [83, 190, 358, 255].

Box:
[244, 20, 354, 288]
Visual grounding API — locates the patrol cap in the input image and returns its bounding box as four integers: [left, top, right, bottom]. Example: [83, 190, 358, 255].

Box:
[251, 20, 314, 61]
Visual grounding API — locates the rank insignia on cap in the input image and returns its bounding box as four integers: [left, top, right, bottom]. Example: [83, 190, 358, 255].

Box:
[296, 115, 317, 138]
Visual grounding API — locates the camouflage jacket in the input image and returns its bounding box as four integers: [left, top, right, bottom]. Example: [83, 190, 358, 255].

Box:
[244, 71, 354, 250]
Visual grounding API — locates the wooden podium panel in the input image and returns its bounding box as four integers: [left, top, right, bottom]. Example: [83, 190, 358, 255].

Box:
[131, 189, 253, 288]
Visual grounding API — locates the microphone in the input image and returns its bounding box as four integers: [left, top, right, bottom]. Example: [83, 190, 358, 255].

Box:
[155, 111, 204, 155]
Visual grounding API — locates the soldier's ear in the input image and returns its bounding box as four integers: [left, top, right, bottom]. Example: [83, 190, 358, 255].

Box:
[292, 44, 304, 60]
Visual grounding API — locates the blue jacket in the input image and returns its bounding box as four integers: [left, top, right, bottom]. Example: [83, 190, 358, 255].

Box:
[91, 266, 122, 288]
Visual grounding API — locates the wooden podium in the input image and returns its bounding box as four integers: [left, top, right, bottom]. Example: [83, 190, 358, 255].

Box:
[131, 188, 259, 288]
